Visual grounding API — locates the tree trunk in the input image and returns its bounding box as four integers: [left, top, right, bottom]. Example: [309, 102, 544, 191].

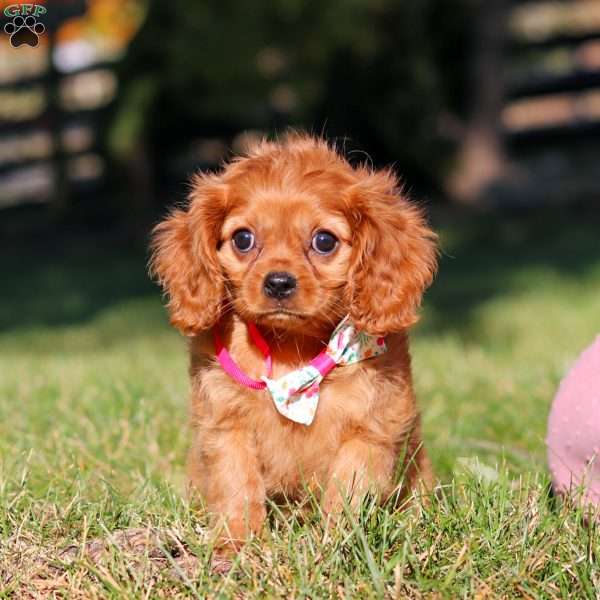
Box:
[448, 0, 509, 204]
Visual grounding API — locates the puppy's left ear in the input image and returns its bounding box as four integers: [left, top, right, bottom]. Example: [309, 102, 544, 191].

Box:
[346, 170, 438, 336]
[150, 175, 228, 335]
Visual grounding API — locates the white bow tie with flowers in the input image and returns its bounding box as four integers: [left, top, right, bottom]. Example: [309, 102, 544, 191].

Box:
[214, 315, 387, 425]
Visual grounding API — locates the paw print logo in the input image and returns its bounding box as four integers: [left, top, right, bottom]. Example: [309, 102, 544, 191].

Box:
[4, 15, 45, 48]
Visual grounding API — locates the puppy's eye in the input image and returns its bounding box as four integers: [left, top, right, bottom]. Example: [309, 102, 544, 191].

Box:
[311, 230, 338, 255]
[232, 229, 255, 253]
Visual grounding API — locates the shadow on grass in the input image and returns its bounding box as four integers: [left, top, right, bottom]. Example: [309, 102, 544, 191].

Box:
[421, 209, 600, 340]
[1, 209, 599, 338]
[0, 232, 159, 334]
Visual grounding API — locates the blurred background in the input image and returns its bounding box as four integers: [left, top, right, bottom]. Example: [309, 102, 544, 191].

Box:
[1, 0, 600, 479]
[2, 0, 600, 229]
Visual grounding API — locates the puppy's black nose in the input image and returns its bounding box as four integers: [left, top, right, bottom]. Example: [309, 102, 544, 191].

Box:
[263, 271, 297, 300]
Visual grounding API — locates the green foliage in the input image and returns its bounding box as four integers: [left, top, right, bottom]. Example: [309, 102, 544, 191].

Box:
[109, 0, 471, 187]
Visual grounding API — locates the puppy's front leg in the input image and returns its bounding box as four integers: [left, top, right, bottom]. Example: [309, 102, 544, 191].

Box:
[402, 418, 435, 496]
[322, 438, 395, 516]
[188, 428, 266, 552]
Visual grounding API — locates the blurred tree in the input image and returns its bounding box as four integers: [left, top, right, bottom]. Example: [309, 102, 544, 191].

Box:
[448, 0, 509, 204]
[315, 0, 472, 191]
[107, 0, 473, 220]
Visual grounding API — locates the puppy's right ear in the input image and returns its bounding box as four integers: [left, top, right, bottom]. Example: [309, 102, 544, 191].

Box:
[150, 176, 227, 335]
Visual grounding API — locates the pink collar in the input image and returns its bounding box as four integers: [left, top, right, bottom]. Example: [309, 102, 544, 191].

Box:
[213, 322, 337, 390]
[213, 317, 387, 425]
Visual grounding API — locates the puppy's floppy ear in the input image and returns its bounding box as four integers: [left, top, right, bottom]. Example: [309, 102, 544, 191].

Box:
[150, 175, 228, 335]
[345, 169, 438, 336]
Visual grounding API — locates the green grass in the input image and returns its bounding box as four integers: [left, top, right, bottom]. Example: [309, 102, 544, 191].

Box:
[1, 213, 600, 598]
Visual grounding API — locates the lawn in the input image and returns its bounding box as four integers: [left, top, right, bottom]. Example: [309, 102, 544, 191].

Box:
[1, 212, 600, 598]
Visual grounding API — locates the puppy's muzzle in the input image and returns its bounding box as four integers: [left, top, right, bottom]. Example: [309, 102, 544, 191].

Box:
[263, 271, 297, 300]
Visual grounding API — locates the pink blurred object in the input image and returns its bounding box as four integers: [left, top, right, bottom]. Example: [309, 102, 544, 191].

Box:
[547, 336, 600, 510]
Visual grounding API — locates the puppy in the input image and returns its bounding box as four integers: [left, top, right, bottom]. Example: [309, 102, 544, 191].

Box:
[151, 134, 437, 550]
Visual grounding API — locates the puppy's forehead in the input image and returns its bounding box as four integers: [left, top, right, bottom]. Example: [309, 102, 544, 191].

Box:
[222, 192, 350, 240]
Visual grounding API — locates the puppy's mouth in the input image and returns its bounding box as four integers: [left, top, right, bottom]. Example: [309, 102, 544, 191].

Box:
[256, 308, 308, 320]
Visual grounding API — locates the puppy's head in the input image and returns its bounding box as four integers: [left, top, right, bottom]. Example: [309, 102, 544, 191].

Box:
[151, 135, 437, 337]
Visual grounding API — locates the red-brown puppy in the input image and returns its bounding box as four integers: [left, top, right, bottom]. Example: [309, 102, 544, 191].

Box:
[151, 134, 437, 551]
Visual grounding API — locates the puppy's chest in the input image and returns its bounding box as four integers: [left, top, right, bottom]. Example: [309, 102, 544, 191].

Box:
[252, 368, 375, 473]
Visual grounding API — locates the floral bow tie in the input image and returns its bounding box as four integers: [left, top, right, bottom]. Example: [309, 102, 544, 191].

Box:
[214, 316, 387, 426]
